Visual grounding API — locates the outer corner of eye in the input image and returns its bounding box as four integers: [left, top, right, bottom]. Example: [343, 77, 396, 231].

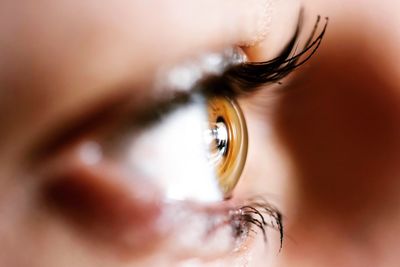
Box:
[206, 95, 248, 198]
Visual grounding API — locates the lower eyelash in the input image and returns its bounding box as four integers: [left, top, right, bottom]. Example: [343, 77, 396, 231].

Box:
[226, 198, 284, 251]
[165, 197, 283, 256]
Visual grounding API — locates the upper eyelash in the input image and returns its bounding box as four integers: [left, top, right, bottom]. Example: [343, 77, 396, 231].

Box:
[223, 14, 329, 93]
[114, 9, 330, 136]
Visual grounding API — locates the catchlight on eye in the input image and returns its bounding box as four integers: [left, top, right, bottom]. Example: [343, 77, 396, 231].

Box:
[206, 96, 248, 198]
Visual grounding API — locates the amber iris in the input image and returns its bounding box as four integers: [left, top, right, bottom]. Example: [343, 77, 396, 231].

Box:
[207, 96, 248, 198]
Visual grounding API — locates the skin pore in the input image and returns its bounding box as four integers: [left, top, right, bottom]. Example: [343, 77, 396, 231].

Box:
[1, 0, 400, 267]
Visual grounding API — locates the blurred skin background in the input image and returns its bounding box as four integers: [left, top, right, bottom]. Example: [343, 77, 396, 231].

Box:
[1, 0, 400, 266]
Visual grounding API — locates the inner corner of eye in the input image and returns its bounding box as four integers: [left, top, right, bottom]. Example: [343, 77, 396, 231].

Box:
[125, 92, 248, 203]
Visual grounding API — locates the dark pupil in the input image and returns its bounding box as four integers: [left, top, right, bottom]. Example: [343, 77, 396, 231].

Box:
[215, 117, 228, 156]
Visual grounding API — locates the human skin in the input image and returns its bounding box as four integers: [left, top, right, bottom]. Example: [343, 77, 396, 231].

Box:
[274, 1, 400, 267]
[1, 0, 400, 267]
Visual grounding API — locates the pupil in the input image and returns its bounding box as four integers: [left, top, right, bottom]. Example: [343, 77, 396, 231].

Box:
[215, 117, 228, 154]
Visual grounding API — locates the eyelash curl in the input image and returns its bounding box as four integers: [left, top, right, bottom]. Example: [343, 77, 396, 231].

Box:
[222, 14, 328, 250]
[222, 13, 329, 94]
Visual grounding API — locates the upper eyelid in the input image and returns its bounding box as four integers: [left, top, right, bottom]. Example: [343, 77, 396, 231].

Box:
[26, 88, 199, 165]
[25, 49, 245, 164]
[25, 12, 330, 165]
[3, 2, 303, 158]
[2, 2, 303, 165]
[26, 14, 328, 165]
[26, 86, 214, 166]
[0, 1, 295, 96]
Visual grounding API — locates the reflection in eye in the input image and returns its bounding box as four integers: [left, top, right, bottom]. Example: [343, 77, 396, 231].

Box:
[35, 14, 328, 263]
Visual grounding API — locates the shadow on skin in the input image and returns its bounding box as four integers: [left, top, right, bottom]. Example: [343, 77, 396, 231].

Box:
[274, 25, 400, 259]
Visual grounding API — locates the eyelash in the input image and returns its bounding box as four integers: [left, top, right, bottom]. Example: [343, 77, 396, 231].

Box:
[33, 12, 328, 256]
[219, 14, 328, 249]
[213, 14, 329, 96]
[228, 198, 284, 250]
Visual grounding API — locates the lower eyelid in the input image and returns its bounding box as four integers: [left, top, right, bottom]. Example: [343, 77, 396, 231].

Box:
[31, 100, 286, 264]
[36, 140, 254, 259]
[40, 155, 164, 252]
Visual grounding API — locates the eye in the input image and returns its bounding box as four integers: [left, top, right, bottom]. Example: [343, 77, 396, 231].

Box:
[37, 90, 255, 258]
[207, 95, 248, 198]
[32, 14, 327, 262]
[124, 92, 247, 203]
